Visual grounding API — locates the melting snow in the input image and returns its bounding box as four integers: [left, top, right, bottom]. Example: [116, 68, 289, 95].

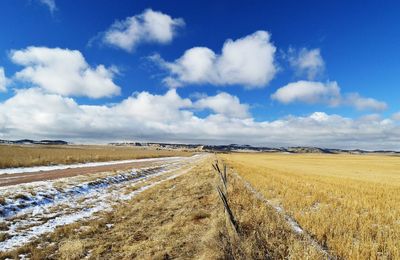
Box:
[0, 154, 206, 252]
[0, 156, 184, 175]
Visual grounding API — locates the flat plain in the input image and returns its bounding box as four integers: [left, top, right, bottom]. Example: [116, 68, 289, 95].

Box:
[1, 148, 399, 259]
[222, 153, 400, 259]
[0, 144, 191, 168]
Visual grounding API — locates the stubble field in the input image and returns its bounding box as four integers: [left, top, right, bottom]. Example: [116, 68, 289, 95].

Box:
[0, 145, 191, 169]
[221, 153, 400, 259]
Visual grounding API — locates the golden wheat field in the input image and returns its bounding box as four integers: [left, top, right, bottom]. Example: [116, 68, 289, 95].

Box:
[221, 153, 400, 259]
[0, 145, 191, 168]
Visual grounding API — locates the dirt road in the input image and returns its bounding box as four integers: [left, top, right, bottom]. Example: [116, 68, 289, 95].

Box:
[0, 157, 187, 187]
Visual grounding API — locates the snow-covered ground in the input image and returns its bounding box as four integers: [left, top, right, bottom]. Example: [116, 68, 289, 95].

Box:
[0, 166, 166, 218]
[0, 154, 206, 252]
[0, 156, 184, 175]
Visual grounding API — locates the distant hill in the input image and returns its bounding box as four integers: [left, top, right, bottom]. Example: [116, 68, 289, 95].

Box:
[205, 145, 400, 154]
[0, 139, 68, 145]
[109, 142, 400, 154]
[3, 139, 397, 153]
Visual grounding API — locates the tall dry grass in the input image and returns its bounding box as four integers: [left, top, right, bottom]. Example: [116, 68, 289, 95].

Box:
[0, 144, 191, 168]
[222, 152, 400, 259]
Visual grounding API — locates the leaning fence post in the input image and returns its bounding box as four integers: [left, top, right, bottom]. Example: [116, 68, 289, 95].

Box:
[217, 185, 239, 234]
[213, 160, 239, 234]
[213, 162, 227, 192]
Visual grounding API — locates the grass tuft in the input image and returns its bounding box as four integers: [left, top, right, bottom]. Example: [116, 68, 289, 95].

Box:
[59, 239, 85, 260]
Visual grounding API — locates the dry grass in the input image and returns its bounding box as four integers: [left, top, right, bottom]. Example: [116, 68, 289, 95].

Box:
[222, 152, 400, 259]
[59, 239, 85, 260]
[0, 232, 9, 242]
[0, 144, 191, 168]
[204, 160, 324, 259]
[1, 155, 328, 259]
[1, 160, 218, 259]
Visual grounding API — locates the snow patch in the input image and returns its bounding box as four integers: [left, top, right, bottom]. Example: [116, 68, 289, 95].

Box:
[0, 156, 184, 175]
[0, 154, 206, 252]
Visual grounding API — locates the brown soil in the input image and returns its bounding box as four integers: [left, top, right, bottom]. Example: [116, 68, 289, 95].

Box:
[0, 159, 175, 187]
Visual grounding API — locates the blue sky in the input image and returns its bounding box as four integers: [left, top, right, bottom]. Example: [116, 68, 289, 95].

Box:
[0, 0, 399, 149]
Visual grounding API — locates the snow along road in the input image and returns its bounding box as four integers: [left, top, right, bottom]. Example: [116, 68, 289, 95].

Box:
[0, 154, 208, 252]
[0, 156, 189, 187]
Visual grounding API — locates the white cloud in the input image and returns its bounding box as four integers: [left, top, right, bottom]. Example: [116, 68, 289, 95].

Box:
[194, 92, 250, 119]
[153, 31, 277, 88]
[271, 81, 340, 105]
[38, 0, 57, 14]
[0, 67, 8, 92]
[0, 88, 79, 134]
[343, 93, 388, 111]
[10, 46, 120, 98]
[102, 9, 184, 52]
[392, 112, 400, 121]
[271, 80, 387, 111]
[358, 113, 381, 122]
[114, 89, 192, 122]
[0, 88, 398, 150]
[288, 48, 324, 80]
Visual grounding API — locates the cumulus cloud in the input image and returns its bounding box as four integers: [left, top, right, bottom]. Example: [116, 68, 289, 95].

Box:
[0, 67, 8, 92]
[0, 88, 80, 135]
[38, 0, 57, 14]
[271, 81, 340, 105]
[102, 9, 184, 52]
[271, 80, 387, 111]
[193, 92, 250, 119]
[343, 93, 388, 111]
[288, 48, 324, 80]
[392, 112, 400, 121]
[0, 88, 398, 150]
[114, 89, 192, 122]
[153, 31, 277, 88]
[10, 46, 120, 98]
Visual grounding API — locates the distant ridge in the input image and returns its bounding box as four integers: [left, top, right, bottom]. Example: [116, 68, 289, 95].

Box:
[108, 142, 400, 154]
[0, 139, 68, 145]
[1, 139, 398, 153]
[204, 145, 400, 154]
